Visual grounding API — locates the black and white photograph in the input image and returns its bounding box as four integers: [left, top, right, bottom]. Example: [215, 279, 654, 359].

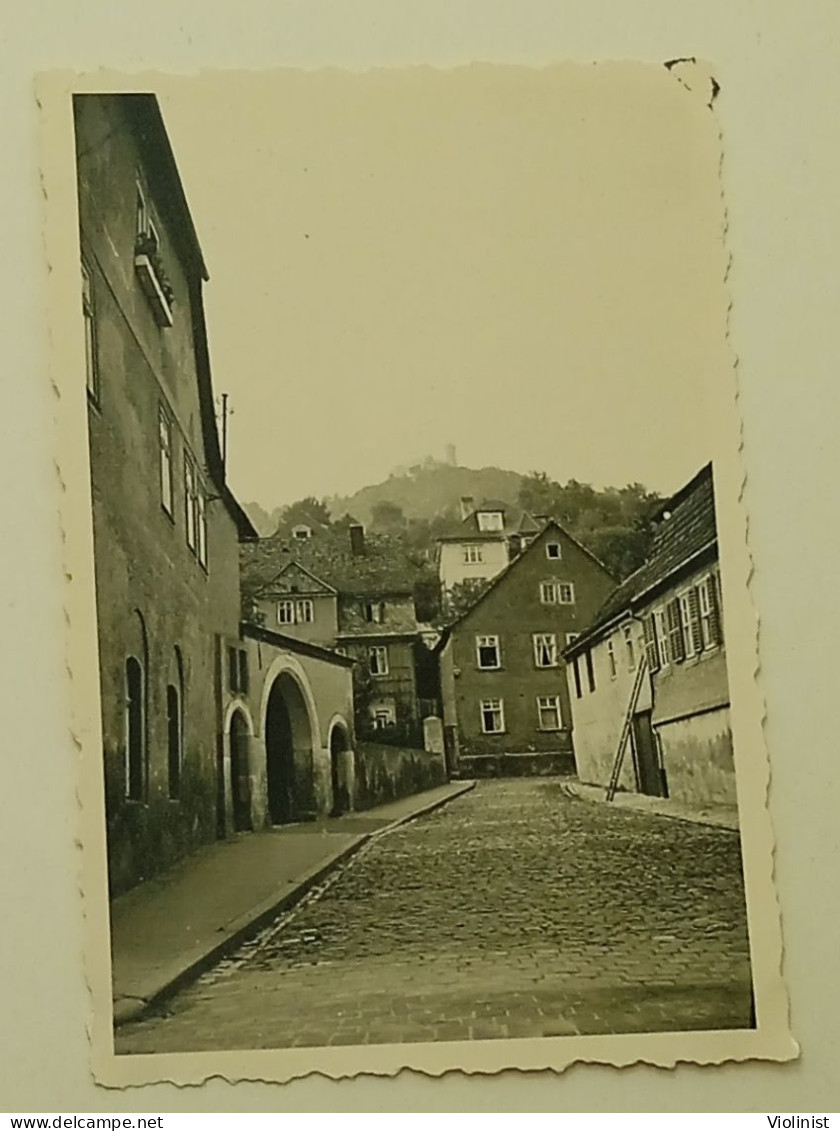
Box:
[43, 62, 792, 1083]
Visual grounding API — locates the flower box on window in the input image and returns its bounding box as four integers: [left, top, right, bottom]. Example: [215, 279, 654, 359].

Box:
[134, 234, 174, 327]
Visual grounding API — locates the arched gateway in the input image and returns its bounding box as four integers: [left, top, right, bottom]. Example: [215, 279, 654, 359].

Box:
[264, 671, 315, 824]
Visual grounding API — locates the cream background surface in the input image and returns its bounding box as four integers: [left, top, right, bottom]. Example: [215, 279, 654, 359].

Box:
[3, 0, 839, 1112]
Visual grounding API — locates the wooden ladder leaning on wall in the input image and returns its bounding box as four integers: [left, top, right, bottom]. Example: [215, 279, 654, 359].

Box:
[605, 654, 649, 803]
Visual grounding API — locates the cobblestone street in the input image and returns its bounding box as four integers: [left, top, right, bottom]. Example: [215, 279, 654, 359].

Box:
[115, 779, 753, 1053]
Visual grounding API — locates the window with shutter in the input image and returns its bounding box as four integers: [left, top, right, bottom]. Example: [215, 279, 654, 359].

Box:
[698, 578, 720, 649]
[654, 608, 670, 668]
[643, 615, 660, 672]
[707, 574, 722, 645]
[688, 588, 703, 654]
[667, 598, 686, 662]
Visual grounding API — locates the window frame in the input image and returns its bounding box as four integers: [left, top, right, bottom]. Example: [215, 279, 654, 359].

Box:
[463, 544, 484, 564]
[476, 511, 504, 533]
[184, 454, 197, 552]
[277, 600, 295, 626]
[533, 632, 558, 668]
[196, 486, 208, 568]
[607, 635, 618, 679]
[480, 698, 505, 734]
[546, 542, 562, 560]
[536, 694, 563, 731]
[369, 645, 390, 677]
[295, 598, 315, 624]
[654, 607, 670, 669]
[622, 623, 636, 671]
[158, 406, 174, 519]
[476, 634, 501, 670]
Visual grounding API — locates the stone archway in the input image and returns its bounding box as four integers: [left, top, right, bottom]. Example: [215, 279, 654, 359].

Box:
[329, 719, 352, 817]
[265, 672, 314, 824]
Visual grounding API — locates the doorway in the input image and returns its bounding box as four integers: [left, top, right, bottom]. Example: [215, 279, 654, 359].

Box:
[632, 711, 667, 797]
[329, 724, 351, 816]
[229, 708, 252, 831]
[265, 673, 313, 824]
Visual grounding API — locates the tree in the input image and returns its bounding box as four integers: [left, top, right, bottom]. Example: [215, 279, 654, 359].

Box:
[275, 495, 332, 532]
[437, 577, 493, 626]
[370, 500, 407, 532]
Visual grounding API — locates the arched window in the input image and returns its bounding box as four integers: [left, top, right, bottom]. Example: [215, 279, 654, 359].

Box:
[125, 657, 145, 801]
[167, 647, 184, 799]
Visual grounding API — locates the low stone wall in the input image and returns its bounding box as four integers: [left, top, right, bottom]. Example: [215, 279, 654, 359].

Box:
[353, 741, 447, 811]
[456, 750, 575, 779]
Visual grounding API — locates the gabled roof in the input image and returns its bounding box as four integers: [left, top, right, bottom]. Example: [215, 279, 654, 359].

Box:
[258, 561, 338, 596]
[564, 463, 717, 656]
[241, 528, 432, 598]
[434, 518, 616, 650]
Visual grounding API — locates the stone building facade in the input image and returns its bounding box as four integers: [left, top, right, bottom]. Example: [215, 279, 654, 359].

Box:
[437, 520, 615, 777]
[76, 94, 357, 897]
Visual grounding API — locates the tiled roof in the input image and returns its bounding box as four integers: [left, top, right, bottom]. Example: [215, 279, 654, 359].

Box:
[241, 529, 432, 598]
[438, 500, 538, 540]
[564, 463, 717, 654]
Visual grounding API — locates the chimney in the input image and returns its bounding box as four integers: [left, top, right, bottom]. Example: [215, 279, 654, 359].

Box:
[459, 495, 475, 521]
[349, 524, 366, 556]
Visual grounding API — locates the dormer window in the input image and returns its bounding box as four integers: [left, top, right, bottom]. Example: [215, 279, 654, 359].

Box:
[477, 511, 504, 532]
[546, 542, 561, 560]
[363, 600, 385, 624]
[292, 525, 312, 541]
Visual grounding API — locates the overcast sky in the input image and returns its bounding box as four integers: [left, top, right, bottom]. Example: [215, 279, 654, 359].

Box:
[157, 64, 728, 510]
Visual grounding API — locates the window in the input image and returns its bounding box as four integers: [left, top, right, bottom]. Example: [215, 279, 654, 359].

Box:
[166, 683, 182, 800]
[277, 600, 295, 625]
[666, 598, 686, 662]
[295, 599, 314, 624]
[607, 636, 617, 678]
[136, 182, 148, 239]
[585, 649, 596, 693]
[572, 656, 583, 699]
[369, 646, 389, 676]
[125, 656, 145, 801]
[372, 707, 395, 730]
[480, 698, 505, 733]
[476, 635, 501, 669]
[463, 544, 484, 564]
[643, 614, 660, 673]
[81, 261, 99, 401]
[238, 649, 249, 694]
[533, 633, 558, 668]
[546, 542, 561, 560]
[622, 624, 636, 671]
[679, 590, 703, 658]
[197, 488, 208, 568]
[654, 608, 670, 668]
[228, 645, 239, 692]
[477, 511, 504, 532]
[698, 576, 722, 649]
[537, 695, 563, 731]
[184, 456, 197, 551]
[540, 580, 575, 604]
[292, 525, 312, 541]
[159, 408, 173, 516]
[363, 600, 385, 623]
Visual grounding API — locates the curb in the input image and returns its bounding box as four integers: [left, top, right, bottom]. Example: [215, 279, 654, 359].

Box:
[113, 780, 476, 1027]
[563, 783, 740, 833]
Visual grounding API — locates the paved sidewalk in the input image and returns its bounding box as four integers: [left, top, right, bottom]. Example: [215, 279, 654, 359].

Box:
[562, 780, 740, 831]
[110, 780, 475, 1024]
